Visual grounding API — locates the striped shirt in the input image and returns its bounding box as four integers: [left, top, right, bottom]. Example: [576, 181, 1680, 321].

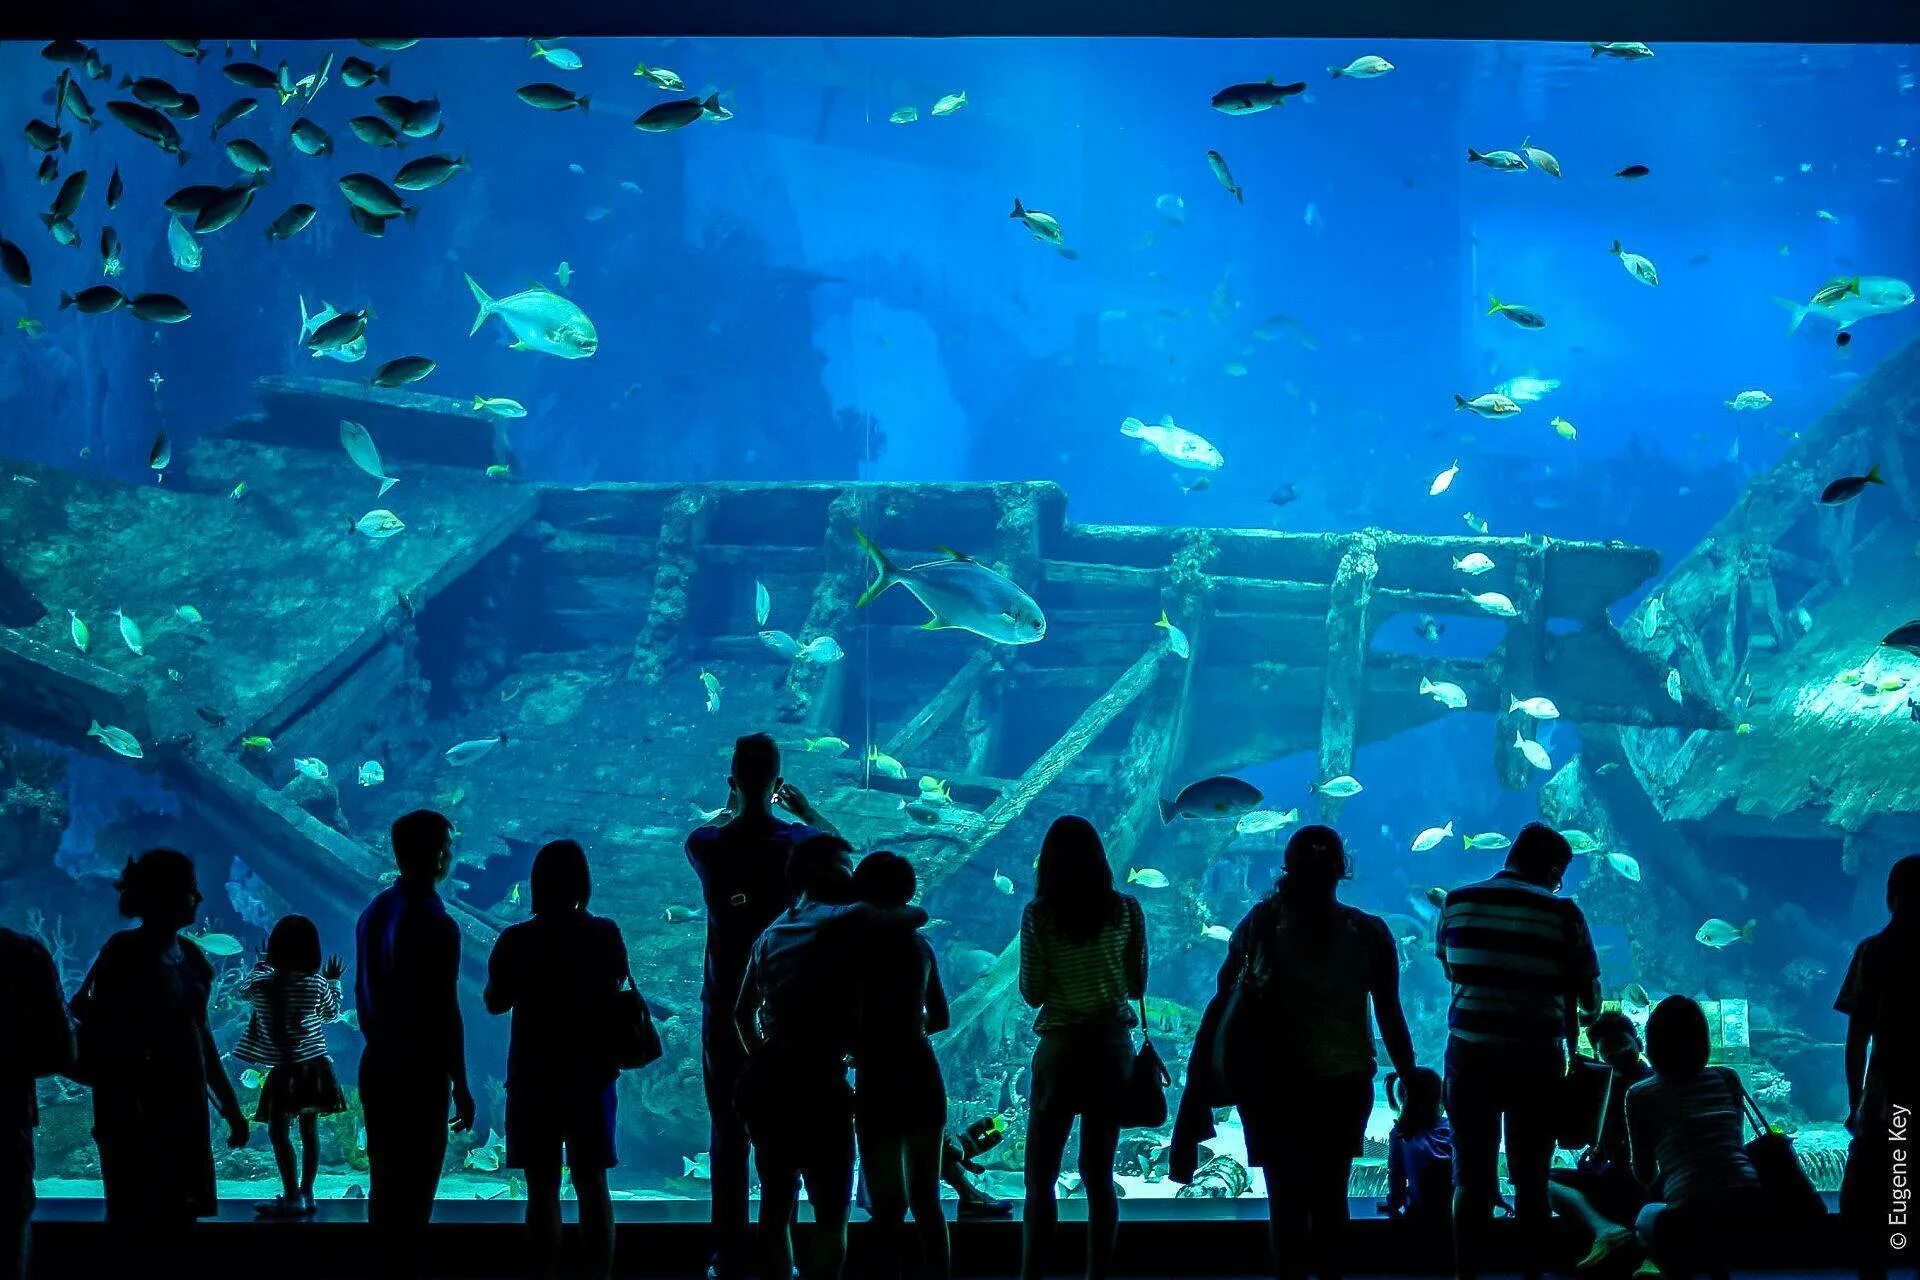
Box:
[1625, 1067, 1759, 1206]
[236, 965, 342, 1066]
[1436, 870, 1599, 1046]
[1019, 894, 1146, 1034]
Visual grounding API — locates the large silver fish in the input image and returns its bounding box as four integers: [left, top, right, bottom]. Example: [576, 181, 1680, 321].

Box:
[1778, 276, 1914, 332]
[299, 295, 367, 363]
[465, 273, 598, 359]
[853, 528, 1045, 645]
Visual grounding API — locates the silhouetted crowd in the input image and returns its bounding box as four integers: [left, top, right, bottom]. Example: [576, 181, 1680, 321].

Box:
[0, 732, 1914, 1280]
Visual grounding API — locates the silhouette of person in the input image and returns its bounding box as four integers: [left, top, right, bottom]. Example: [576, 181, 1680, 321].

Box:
[733, 834, 925, 1280]
[236, 914, 347, 1218]
[355, 810, 475, 1275]
[1547, 1011, 1652, 1271]
[1436, 823, 1600, 1280]
[485, 839, 631, 1280]
[1017, 816, 1146, 1280]
[1836, 853, 1920, 1280]
[850, 850, 951, 1280]
[1382, 1067, 1451, 1234]
[1218, 825, 1420, 1280]
[73, 849, 247, 1269]
[687, 733, 838, 1280]
[0, 923, 72, 1280]
[1624, 995, 1767, 1279]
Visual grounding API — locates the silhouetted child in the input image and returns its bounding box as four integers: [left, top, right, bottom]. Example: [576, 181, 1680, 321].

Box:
[1382, 1067, 1452, 1230]
[238, 914, 347, 1217]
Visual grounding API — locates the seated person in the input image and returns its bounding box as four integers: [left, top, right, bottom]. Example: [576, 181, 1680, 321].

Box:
[1550, 1011, 1654, 1269]
[1382, 1066, 1452, 1229]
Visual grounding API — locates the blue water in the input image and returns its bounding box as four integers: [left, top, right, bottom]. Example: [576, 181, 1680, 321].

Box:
[2, 34, 1916, 1200]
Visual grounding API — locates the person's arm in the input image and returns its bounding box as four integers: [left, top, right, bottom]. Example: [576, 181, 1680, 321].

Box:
[483, 930, 514, 1016]
[733, 945, 764, 1051]
[1835, 944, 1870, 1129]
[1625, 1085, 1657, 1187]
[315, 966, 344, 1023]
[1018, 905, 1046, 1009]
[1369, 921, 1419, 1079]
[1385, 1133, 1409, 1214]
[1123, 896, 1148, 1000]
[1433, 901, 1454, 982]
[922, 938, 951, 1036]
[435, 917, 474, 1131]
[775, 783, 840, 839]
[21, 939, 74, 1079]
[192, 951, 248, 1146]
[1566, 906, 1603, 1026]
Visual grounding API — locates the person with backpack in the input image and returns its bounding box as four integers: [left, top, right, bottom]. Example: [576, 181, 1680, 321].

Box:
[1211, 825, 1419, 1280]
[687, 733, 839, 1280]
[485, 839, 632, 1280]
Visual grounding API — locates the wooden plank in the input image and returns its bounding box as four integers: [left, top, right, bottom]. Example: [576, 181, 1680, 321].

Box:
[1314, 535, 1377, 819]
[0, 629, 150, 755]
[779, 489, 871, 728]
[882, 650, 998, 760]
[627, 488, 712, 685]
[244, 375, 511, 470]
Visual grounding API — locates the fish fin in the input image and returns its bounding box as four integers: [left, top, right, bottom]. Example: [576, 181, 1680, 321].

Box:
[919, 618, 953, 631]
[465, 274, 494, 336]
[1328, 65, 1343, 78]
[1118, 417, 1145, 438]
[1010, 197, 1024, 219]
[1159, 798, 1175, 824]
[1866, 464, 1883, 485]
[377, 476, 399, 498]
[1771, 296, 1809, 333]
[932, 544, 970, 561]
[1453, 394, 1468, 410]
[1466, 147, 1483, 163]
[1610, 239, 1623, 255]
[1740, 920, 1756, 943]
[852, 527, 898, 608]
[1158, 414, 1177, 427]
[1155, 610, 1170, 629]
[1487, 295, 1502, 314]
[577, 94, 591, 115]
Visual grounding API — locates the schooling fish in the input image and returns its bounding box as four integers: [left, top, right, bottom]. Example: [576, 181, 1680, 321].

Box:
[852, 529, 1045, 645]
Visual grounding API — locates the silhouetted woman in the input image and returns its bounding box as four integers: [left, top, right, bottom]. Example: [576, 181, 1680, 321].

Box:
[1625, 996, 1766, 1280]
[75, 849, 247, 1262]
[1018, 816, 1146, 1280]
[851, 851, 951, 1280]
[1216, 825, 1418, 1280]
[485, 839, 630, 1280]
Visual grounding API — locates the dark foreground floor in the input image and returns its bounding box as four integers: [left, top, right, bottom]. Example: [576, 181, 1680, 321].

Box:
[26, 1198, 1870, 1279]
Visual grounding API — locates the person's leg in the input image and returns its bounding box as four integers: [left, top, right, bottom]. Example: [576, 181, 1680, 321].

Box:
[755, 1144, 802, 1280]
[267, 1113, 298, 1202]
[857, 1122, 910, 1280]
[799, 1110, 856, 1280]
[904, 1123, 952, 1280]
[525, 1163, 564, 1280]
[1306, 1153, 1357, 1280]
[297, 1112, 321, 1203]
[574, 1165, 615, 1280]
[1841, 1125, 1890, 1280]
[1505, 1057, 1562, 1280]
[1445, 1044, 1500, 1280]
[1077, 1112, 1123, 1280]
[1021, 1108, 1074, 1280]
[1, 1145, 31, 1280]
[705, 1036, 753, 1278]
[1263, 1157, 1312, 1280]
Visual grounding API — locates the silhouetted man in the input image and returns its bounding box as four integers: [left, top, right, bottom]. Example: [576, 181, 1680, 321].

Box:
[0, 926, 71, 1280]
[1437, 823, 1600, 1280]
[356, 810, 475, 1274]
[686, 734, 838, 1280]
[1837, 853, 1920, 1280]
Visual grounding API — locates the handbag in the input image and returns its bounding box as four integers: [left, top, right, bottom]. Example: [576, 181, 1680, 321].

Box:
[606, 965, 663, 1071]
[1208, 902, 1280, 1103]
[1734, 1072, 1825, 1218]
[1116, 993, 1171, 1128]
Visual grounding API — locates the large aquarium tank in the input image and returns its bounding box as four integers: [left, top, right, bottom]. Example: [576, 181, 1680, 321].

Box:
[2, 33, 1917, 1206]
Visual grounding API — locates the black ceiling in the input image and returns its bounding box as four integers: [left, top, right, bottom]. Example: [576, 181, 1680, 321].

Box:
[8, 0, 1920, 43]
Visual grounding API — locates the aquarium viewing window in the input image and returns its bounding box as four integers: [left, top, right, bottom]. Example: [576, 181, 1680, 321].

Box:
[0, 28, 1916, 1208]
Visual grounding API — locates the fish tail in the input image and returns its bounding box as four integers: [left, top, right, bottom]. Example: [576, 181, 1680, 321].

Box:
[1866, 464, 1883, 485]
[1119, 416, 1146, 438]
[1772, 297, 1808, 333]
[1010, 197, 1024, 219]
[1158, 798, 1176, 824]
[378, 476, 399, 498]
[88, 719, 103, 736]
[1740, 919, 1756, 943]
[1452, 394, 1468, 410]
[1487, 294, 1502, 314]
[1508, 694, 1520, 713]
[465, 274, 494, 336]
[852, 527, 898, 608]
[1466, 147, 1483, 164]
[1589, 42, 1603, 56]
[1462, 835, 1471, 849]
[1328, 65, 1344, 78]
[176, 148, 190, 166]
[700, 93, 719, 116]
[577, 93, 591, 115]
[530, 40, 545, 57]
[1232, 185, 1243, 204]
[58, 292, 73, 310]
[376, 63, 390, 83]
[1419, 678, 1432, 693]
[1155, 609, 1170, 630]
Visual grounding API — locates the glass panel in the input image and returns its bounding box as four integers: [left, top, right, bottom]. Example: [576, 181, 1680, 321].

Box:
[1, 34, 1914, 1207]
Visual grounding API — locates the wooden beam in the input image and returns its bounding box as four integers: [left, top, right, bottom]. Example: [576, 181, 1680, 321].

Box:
[627, 488, 712, 685]
[780, 489, 870, 728]
[883, 649, 999, 760]
[1314, 535, 1378, 818]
